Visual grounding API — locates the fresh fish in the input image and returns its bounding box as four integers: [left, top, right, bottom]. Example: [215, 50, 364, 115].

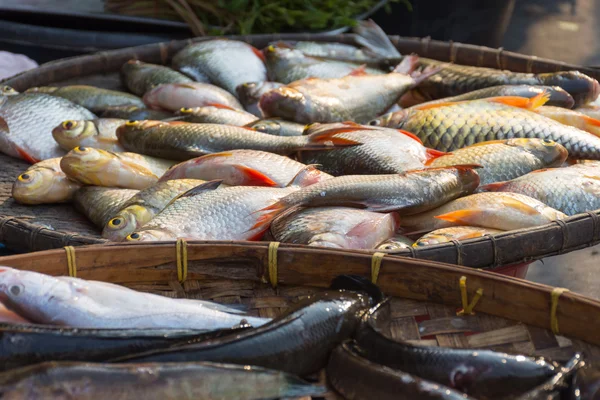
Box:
[276, 41, 376, 63]
[264, 44, 383, 84]
[0, 85, 19, 96]
[177, 104, 258, 126]
[328, 341, 475, 400]
[0, 267, 269, 330]
[159, 149, 332, 187]
[260, 56, 433, 124]
[567, 365, 600, 400]
[52, 119, 126, 152]
[235, 81, 284, 116]
[373, 94, 600, 159]
[0, 361, 327, 400]
[0, 324, 249, 371]
[375, 235, 415, 251]
[100, 106, 173, 121]
[536, 105, 600, 137]
[113, 282, 375, 376]
[270, 206, 399, 249]
[125, 184, 298, 242]
[355, 300, 560, 399]
[0, 303, 30, 325]
[172, 39, 267, 95]
[253, 166, 481, 232]
[246, 118, 306, 137]
[405, 58, 600, 107]
[427, 138, 568, 185]
[479, 164, 600, 216]
[401, 84, 575, 109]
[12, 158, 81, 205]
[120, 59, 193, 96]
[297, 122, 447, 175]
[102, 179, 209, 242]
[29, 85, 145, 114]
[414, 226, 504, 246]
[74, 187, 138, 228]
[0, 93, 95, 162]
[143, 82, 243, 112]
[116, 120, 360, 161]
[401, 192, 567, 231]
[60, 147, 176, 189]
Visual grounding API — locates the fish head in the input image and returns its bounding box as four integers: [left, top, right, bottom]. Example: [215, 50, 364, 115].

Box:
[248, 119, 283, 136]
[259, 87, 306, 119]
[0, 85, 18, 96]
[12, 166, 62, 204]
[125, 229, 177, 242]
[60, 147, 115, 181]
[52, 120, 97, 149]
[510, 138, 568, 166]
[414, 232, 453, 247]
[103, 205, 153, 242]
[367, 109, 410, 129]
[177, 107, 201, 117]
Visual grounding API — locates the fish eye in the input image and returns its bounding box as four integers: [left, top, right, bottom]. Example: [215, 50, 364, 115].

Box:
[127, 232, 141, 241]
[74, 146, 88, 153]
[10, 285, 21, 296]
[18, 173, 31, 182]
[379, 244, 394, 250]
[108, 218, 122, 228]
[253, 124, 268, 131]
[267, 45, 275, 52]
[368, 120, 381, 126]
[179, 107, 192, 113]
[243, 82, 256, 88]
[126, 120, 139, 126]
[542, 139, 555, 146]
[62, 120, 76, 130]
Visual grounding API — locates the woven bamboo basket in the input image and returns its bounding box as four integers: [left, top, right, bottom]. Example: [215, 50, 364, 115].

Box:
[1, 241, 599, 371]
[2, 34, 600, 270]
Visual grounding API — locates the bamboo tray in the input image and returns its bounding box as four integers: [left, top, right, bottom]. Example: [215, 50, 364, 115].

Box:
[2, 34, 600, 270]
[1, 241, 599, 367]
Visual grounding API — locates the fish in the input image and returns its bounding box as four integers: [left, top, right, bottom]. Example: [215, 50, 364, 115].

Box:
[479, 164, 600, 216]
[427, 138, 568, 186]
[29, 85, 145, 114]
[73, 187, 139, 228]
[60, 147, 176, 189]
[120, 59, 193, 96]
[516, 354, 583, 400]
[0, 85, 19, 96]
[0, 267, 270, 330]
[116, 120, 360, 161]
[124, 183, 298, 242]
[172, 39, 267, 95]
[355, 300, 561, 399]
[112, 278, 377, 377]
[245, 118, 306, 137]
[252, 166, 481, 232]
[0, 361, 327, 400]
[159, 149, 332, 187]
[372, 94, 600, 159]
[404, 58, 600, 107]
[414, 226, 504, 246]
[327, 341, 475, 400]
[536, 105, 600, 138]
[270, 206, 400, 249]
[235, 81, 284, 116]
[12, 158, 81, 205]
[0, 93, 95, 163]
[567, 365, 600, 400]
[263, 44, 384, 84]
[401, 84, 575, 109]
[102, 179, 210, 242]
[375, 235, 415, 250]
[575, 105, 600, 120]
[177, 104, 258, 126]
[401, 192, 567, 231]
[297, 122, 447, 175]
[142, 82, 243, 112]
[274, 41, 376, 64]
[259, 56, 435, 124]
[100, 105, 174, 121]
[0, 323, 250, 371]
[0, 303, 31, 325]
[52, 119, 126, 152]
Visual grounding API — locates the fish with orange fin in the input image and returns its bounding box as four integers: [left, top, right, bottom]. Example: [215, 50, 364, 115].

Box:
[428, 138, 567, 185]
[177, 104, 258, 126]
[260, 55, 438, 124]
[298, 122, 447, 175]
[414, 226, 503, 247]
[479, 164, 600, 216]
[142, 82, 243, 112]
[251, 165, 481, 232]
[159, 150, 331, 188]
[116, 120, 362, 161]
[535, 105, 600, 138]
[401, 192, 567, 232]
[372, 92, 600, 159]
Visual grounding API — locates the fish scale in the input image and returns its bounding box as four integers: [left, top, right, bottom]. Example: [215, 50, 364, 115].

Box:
[74, 187, 139, 228]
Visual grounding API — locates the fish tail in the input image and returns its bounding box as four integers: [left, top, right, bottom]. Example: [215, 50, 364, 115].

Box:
[397, 129, 423, 144]
[286, 164, 323, 187]
[301, 126, 364, 149]
[249, 202, 287, 231]
[354, 19, 402, 58]
[487, 92, 550, 110]
[393, 55, 418, 74]
[424, 148, 450, 165]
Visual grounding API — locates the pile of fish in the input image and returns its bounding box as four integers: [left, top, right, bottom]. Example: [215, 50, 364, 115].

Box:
[4, 21, 600, 251]
[0, 268, 592, 399]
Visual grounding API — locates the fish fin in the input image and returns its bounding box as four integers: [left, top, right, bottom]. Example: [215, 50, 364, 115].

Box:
[304, 128, 363, 148]
[434, 209, 481, 224]
[205, 102, 236, 111]
[581, 114, 600, 127]
[487, 92, 550, 110]
[250, 45, 267, 62]
[424, 148, 450, 165]
[174, 83, 200, 90]
[197, 151, 235, 160]
[236, 165, 278, 187]
[249, 202, 287, 231]
[164, 180, 223, 208]
[499, 197, 540, 215]
[0, 116, 9, 133]
[16, 146, 40, 164]
[347, 64, 368, 76]
[477, 181, 509, 192]
[583, 174, 600, 181]
[286, 164, 325, 187]
[354, 19, 402, 58]
[240, 126, 258, 131]
[247, 227, 269, 241]
[397, 129, 423, 144]
[392, 55, 418, 74]
[461, 231, 489, 240]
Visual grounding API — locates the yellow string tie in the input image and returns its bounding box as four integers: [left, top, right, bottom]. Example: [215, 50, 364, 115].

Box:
[176, 238, 188, 283]
[267, 242, 280, 288]
[550, 287, 569, 334]
[64, 246, 77, 277]
[371, 252, 385, 284]
[457, 276, 483, 316]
